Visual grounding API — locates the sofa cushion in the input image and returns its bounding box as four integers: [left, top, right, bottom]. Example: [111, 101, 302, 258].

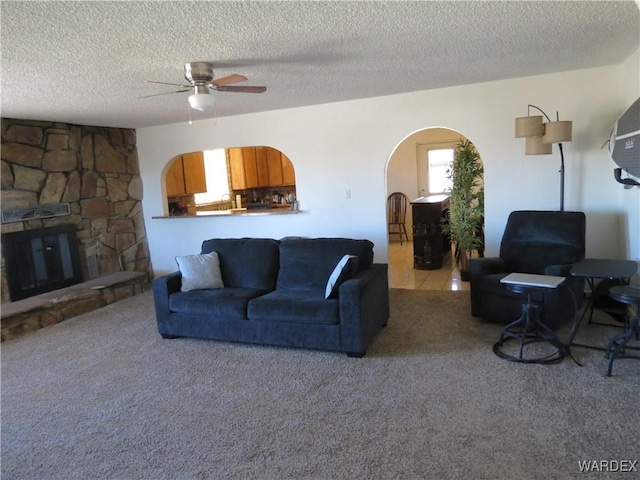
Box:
[248, 290, 340, 324]
[175, 252, 224, 292]
[200, 238, 279, 290]
[325, 254, 359, 299]
[277, 238, 374, 292]
[170, 287, 268, 320]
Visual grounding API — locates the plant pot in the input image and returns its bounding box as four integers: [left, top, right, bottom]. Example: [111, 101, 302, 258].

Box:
[460, 269, 471, 282]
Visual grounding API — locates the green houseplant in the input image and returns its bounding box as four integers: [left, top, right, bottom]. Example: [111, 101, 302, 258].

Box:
[442, 139, 484, 279]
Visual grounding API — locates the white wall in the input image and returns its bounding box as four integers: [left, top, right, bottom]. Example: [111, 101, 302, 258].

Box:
[138, 62, 639, 277]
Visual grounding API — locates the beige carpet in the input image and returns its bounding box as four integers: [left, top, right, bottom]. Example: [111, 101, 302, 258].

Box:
[1, 289, 638, 480]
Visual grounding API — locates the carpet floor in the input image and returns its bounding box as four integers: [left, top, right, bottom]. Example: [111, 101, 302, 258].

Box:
[1, 289, 638, 480]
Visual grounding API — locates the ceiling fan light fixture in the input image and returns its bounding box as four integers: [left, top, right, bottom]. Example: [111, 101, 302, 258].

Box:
[188, 87, 216, 111]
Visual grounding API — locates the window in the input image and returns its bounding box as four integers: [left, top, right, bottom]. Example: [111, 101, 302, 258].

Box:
[194, 149, 230, 205]
[417, 144, 455, 196]
[427, 148, 454, 194]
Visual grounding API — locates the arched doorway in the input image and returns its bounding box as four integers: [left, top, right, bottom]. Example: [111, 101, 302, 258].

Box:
[385, 127, 484, 291]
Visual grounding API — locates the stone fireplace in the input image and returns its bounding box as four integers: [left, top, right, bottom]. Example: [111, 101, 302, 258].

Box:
[1, 118, 152, 304]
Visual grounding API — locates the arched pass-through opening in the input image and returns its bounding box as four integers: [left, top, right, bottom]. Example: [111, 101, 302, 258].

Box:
[160, 146, 297, 216]
[385, 127, 485, 291]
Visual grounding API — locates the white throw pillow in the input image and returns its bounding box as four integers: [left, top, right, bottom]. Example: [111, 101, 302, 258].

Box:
[175, 252, 224, 292]
[325, 254, 359, 299]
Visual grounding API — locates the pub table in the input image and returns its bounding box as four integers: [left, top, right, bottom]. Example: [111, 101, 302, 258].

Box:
[568, 258, 638, 352]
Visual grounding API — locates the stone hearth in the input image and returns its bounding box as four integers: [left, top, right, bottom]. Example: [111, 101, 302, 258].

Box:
[1, 272, 145, 341]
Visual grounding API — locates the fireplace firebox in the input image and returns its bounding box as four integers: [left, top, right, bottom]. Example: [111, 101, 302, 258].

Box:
[2, 224, 84, 301]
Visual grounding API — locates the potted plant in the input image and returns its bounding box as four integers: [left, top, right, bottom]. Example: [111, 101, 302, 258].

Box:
[442, 139, 484, 280]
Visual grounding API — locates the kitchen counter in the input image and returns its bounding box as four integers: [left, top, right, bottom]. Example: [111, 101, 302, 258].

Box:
[152, 205, 300, 219]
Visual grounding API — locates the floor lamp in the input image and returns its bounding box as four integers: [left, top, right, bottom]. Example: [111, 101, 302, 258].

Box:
[515, 105, 573, 211]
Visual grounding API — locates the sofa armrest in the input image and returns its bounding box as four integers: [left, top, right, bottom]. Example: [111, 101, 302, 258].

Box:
[338, 263, 389, 355]
[152, 271, 182, 296]
[544, 263, 584, 314]
[469, 257, 506, 278]
[545, 263, 583, 299]
[152, 271, 182, 334]
[469, 257, 507, 317]
[544, 263, 572, 276]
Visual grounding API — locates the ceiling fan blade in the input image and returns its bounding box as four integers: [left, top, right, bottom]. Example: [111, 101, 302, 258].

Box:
[148, 80, 191, 87]
[215, 85, 267, 93]
[211, 74, 247, 87]
[138, 88, 191, 99]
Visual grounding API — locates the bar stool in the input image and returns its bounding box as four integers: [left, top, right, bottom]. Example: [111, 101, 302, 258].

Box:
[606, 285, 640, 376]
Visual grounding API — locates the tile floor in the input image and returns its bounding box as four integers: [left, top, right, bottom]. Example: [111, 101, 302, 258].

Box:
[388, 239, 470, 291]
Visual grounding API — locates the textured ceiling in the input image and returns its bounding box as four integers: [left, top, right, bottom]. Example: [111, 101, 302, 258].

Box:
[1, 1, 639, 129]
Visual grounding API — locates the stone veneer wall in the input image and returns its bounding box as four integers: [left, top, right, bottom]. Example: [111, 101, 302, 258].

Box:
[1, 118, 152, 303]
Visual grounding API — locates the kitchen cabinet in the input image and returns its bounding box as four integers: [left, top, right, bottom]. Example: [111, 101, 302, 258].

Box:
[267, 148, 284, 186]
[166, 152, 206, 197]
[281, 153, 295, 185]
[228, 148, 246, 190]
[243, 147, 260, 188]
[229, 147, 264, 189]
[182, 152, 207, 194]
[254, 147, 270, 187]
[165, 159, 185, 197]
[266, 149, 296, 186]
[229, 147, 283, 189]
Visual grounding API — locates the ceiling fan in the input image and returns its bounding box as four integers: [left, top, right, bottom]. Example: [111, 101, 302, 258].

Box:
[141, 61, 266, 111]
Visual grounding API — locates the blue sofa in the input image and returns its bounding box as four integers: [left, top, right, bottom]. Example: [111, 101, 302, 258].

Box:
[152, 237, 389, 357]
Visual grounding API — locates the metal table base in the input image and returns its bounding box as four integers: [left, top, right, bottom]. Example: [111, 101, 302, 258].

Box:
[605, 285, 640, 376]
[493, 293, 566, 365]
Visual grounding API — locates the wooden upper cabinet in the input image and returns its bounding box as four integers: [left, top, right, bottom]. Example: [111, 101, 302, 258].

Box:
[182, 152, 206, 194]
[255, 147, 270, 187]
[166, 157, 186, 197]
[267, 148, 284, 186]
[166, 152, 206, 196]
[281, 153, 295, 185]
[243, 148, 259, 188]
[228, 148, 246, 190]
[227, 146, 296, 190]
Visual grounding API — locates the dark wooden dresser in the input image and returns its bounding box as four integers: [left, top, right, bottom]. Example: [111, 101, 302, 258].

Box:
[411, 195, 451, 270]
